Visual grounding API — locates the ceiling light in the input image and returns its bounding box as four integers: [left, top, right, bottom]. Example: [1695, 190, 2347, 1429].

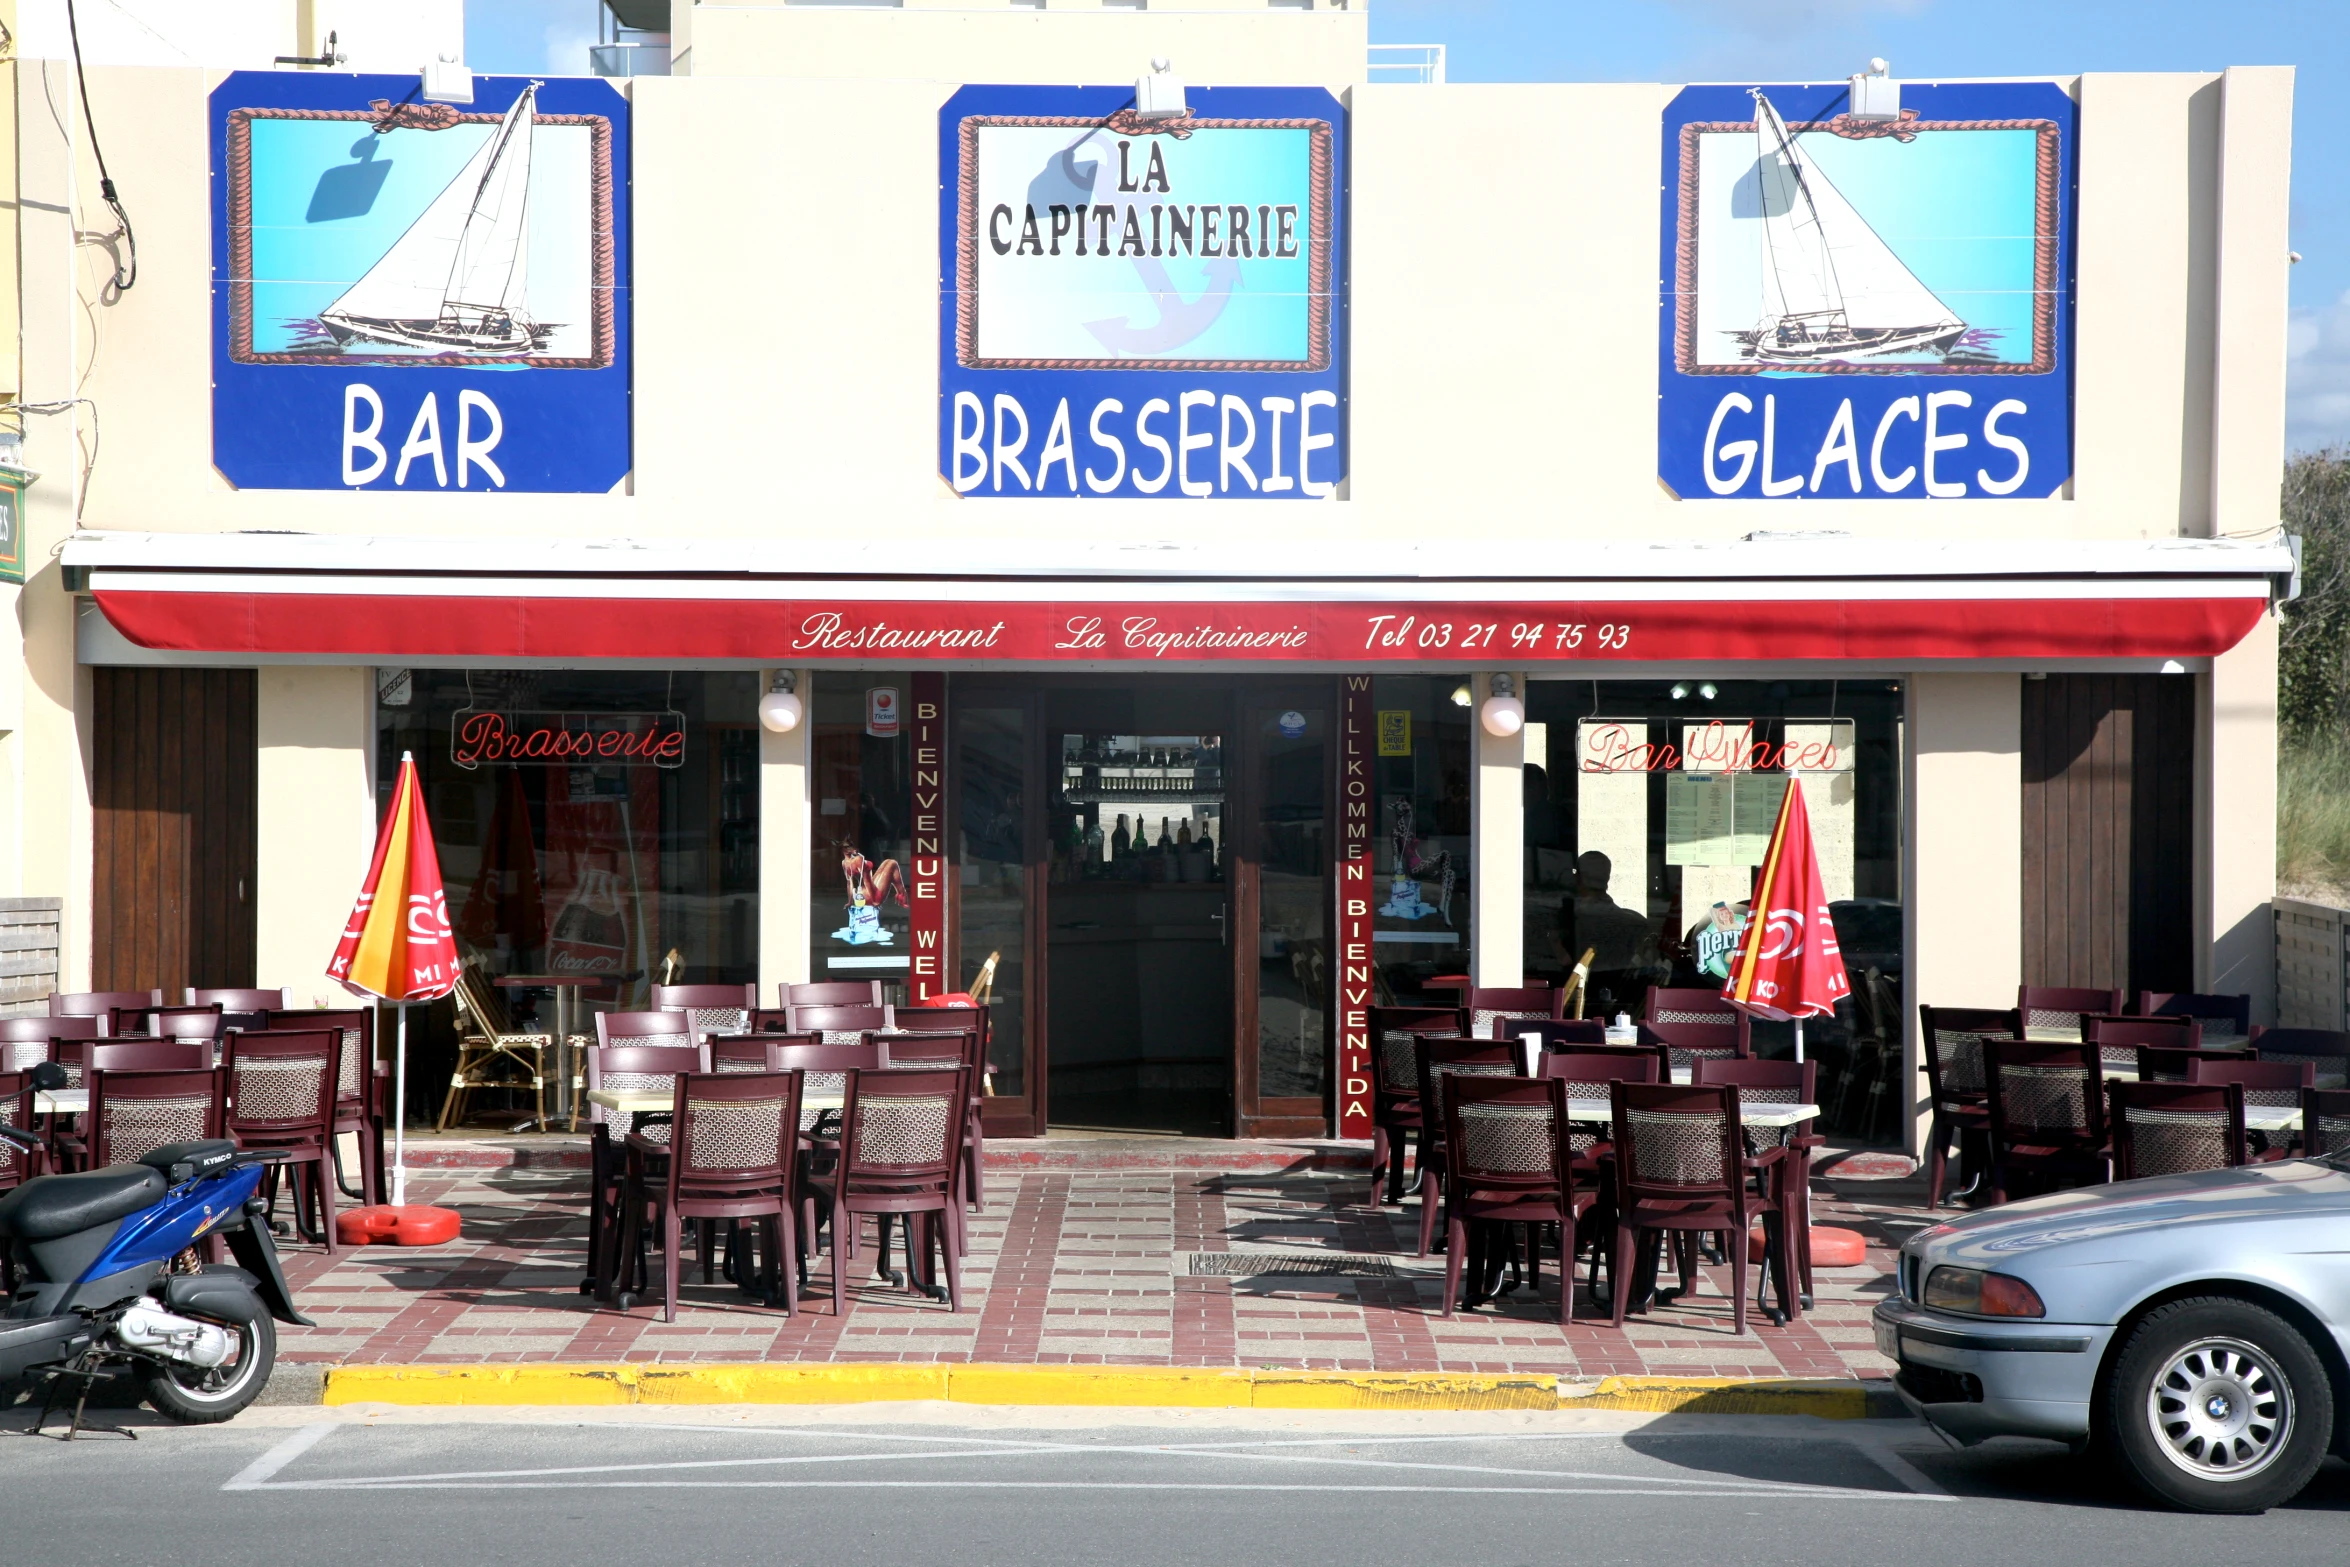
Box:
[1698, 682, 1718, 701]
[1480, 674, 1525, 739]
[1450, 684, 1473, 708]
[1669, 683, 1690, 701]
[757, 671, 802, 734]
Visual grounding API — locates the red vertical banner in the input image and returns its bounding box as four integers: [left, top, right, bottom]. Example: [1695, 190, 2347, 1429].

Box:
[908, 673, 949, 1002]
[1336, 675, 1374, 1140]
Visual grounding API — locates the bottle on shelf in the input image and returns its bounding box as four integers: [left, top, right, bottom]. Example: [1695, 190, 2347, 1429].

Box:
[1158, 817, 1174, 852]
[1177, 819, 1193, 847]
[1112, 813, 1131, 860]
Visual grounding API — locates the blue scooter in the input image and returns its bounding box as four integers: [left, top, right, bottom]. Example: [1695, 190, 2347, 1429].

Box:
[0, 1061, 313, 1434]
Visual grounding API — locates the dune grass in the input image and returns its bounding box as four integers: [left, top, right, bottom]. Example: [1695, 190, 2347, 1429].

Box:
[2279, 739, 2350, 904]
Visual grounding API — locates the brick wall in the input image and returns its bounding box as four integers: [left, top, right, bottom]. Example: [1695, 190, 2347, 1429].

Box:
[0, 897, 62, 1016]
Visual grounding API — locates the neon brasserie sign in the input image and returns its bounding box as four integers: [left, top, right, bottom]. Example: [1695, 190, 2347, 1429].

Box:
[451, 709, 688, 769]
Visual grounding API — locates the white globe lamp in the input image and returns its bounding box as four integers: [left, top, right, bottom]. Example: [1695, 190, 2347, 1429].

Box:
[757, 671, 803, 734]
[1479, 674, 1524, 739]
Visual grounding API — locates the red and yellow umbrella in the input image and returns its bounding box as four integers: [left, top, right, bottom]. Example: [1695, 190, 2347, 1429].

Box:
[329, 753, 459, 1212]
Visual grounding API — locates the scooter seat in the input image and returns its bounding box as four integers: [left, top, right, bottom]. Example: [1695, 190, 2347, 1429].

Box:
[0, 1164, 166, 1240]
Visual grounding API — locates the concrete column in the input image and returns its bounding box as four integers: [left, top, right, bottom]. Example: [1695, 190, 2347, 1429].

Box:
[758, 670, 813, 1001]
[255, 667, 374, 1001]
[1905, 674, 2022, 1157]
[2205, 615, 2279, 1020]
[2209, 65, 2294, 540]
[1469, 672, 1525, 987]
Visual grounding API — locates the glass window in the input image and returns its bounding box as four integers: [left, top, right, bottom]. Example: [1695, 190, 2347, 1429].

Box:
[810, 672, 917, 999]
[1370, 675, 1474, 1005]
[375, 669, 762, 1005]
[958, 702, 1030, 1097]
[1523, 679, 1905, 1107]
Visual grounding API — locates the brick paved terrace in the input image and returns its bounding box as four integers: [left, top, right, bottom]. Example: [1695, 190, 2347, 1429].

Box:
[274, 1140, 1928, 1380]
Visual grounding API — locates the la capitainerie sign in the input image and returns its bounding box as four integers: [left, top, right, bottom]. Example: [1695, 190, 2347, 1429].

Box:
[938, 85, 1347, 500]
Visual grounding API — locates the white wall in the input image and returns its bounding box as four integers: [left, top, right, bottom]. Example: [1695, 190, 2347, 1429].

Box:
[15, 0, 461, 71]
[255, 665, 374, 998]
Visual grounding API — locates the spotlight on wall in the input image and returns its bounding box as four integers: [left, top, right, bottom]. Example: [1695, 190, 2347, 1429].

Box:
[1480, 674, 1525, 739]
[422, 51, 475, 105]
[1697, 682, 1719, 701]
[758, 670, 803, 734]
[1450, 683, 1473, 708]
[1134, 56, 1188, 122]
[1849, 57, 1899, 121]
[1669, 683, 1690, 701]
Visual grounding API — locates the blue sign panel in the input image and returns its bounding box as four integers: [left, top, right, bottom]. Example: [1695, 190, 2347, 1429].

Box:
[1659, 81, 2074, 500]
[938, 85, 1346, 500]
[211, 73, 630, 492]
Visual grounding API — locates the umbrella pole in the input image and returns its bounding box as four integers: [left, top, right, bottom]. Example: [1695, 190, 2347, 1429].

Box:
[1793, 1016, 1804, 1066]
[393, 1001, 409, 1208]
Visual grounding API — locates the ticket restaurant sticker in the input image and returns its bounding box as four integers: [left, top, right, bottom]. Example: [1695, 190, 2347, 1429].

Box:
[939, 85, 1347, 499]
[1659, 79, 2075, 500]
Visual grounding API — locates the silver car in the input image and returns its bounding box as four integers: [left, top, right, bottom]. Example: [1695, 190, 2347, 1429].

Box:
[1872, 1153, 2350, 1512]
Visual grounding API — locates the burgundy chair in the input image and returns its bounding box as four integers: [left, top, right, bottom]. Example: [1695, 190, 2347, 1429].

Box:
[187, 988, 288, 1012]
[2019, 985, 2124, 1038]
[1694, 1055, 1820, 1300]
[1637, 1014, 1751, 1077]
[86, 1066, 224, 1167]
[595, 1010, 699, 1051]
[1411, 1037, 1525, 1257]
[2245, 1027, 2350, 1091]
[0, 1070, 45, 1194]
[2135, 1044, 2258, 1084]
[1465, 984, 1564, 1039]
[110, 1004, 225, 1046]
[2301, 1088, 2350, 1158]
[765, 1039, 883, 1279]
[1540, 1049, 1660, 1183]
[872, 1029, 967, 1069]
[1607, 1080, 1790, 1334]
[712, 1035, 795, 1072]
[827, 1065, 970, 1313]
[1, 1018, 68, 1075]
[2190, 1057, 2315, 1158]
[1513, 1018, 1607, 1051]
[1984, 1039, 2109, 1203]
[2138, 991, 2252, 1046]
[612, 1069, 804, 1323]
[790, 1003, 893, 1045]
[51, 990, 164, 1029]
[1644, 986, 1738, 1023]
[1441, 1075, 1595, 1324]
[781, 981, 886, 1007]
[2108, 1080, 2247, 1180]
[650, 984, 758, 1043]
[1918, 1006, 2020, 1208]
[226, 1030, 341, 1253]
[268, 1008, 378, 1203]
[2083, 1014, 2198, 1076]
[1366, 1005, 1468, 1206]
[895, 1003, 990, 1208]
[584, 1041, 713, 1298]
[88, 1041, 211, 1073]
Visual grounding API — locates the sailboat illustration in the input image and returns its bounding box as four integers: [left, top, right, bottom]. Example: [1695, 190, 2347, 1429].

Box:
[320, 83, 547, 356]
[1735, 92, 1966, 363]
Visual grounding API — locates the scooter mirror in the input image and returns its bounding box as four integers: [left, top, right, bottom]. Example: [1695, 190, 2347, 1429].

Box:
[27, 1059, 67, 1091]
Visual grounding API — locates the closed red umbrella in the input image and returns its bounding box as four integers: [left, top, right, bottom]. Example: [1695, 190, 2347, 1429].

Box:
[329, 752, 460, 1216]
[1721, 776, 1850, 1061]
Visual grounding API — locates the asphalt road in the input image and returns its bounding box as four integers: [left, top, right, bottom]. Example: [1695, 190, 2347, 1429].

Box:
[1, 1402, 2346, 1566]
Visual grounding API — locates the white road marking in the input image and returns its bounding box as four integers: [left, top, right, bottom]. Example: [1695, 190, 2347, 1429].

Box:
[1859, 1441, 1953, 1497]
[220, 1422, 340, 1491]
[246, 1477, 1942, 1498]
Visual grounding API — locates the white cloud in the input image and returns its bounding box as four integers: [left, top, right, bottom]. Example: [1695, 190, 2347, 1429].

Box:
[543, 16, 598, 77]
[2288, 291, 2350, 453]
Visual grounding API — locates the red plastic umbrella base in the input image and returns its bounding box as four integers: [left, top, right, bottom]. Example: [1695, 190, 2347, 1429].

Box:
[335, 1204, 464, 1247]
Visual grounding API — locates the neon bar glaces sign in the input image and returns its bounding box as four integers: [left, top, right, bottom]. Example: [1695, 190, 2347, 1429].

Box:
[451, 709, 687, 769]
[1577, 719, 1852, 773]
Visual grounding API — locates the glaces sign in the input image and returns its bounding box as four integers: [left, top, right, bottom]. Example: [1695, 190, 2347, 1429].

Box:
[939, 85, 1347, 500]
[451, 710, 686, 769]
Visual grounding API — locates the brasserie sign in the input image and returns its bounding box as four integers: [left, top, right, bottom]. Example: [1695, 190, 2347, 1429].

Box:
[451, 709, 686, 769]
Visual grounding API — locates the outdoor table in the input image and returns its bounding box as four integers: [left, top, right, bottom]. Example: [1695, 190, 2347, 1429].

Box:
[34, 1089, 88, 1115]
[2026, 1025, 2253, 1049]
[497, 974, 630, 1129]
[585, 1087, 847, 1117]
[1564, 1097, 1818, 1127]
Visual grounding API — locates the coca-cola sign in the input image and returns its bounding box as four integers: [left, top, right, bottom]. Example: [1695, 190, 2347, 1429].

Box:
[450, 709, 687, 769]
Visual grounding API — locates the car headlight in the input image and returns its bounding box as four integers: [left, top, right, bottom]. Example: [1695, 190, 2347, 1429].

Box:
[1922, 1265, 2046, 1319]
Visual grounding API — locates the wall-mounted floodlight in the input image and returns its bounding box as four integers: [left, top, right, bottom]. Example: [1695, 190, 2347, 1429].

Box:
[1849, 58, 1899, 121]
[1134, 57, 1188, 122]
[423, 52, 475, 105]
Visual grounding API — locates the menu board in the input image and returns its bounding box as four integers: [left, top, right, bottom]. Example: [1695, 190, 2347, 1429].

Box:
[1668, 772, 1790, 867]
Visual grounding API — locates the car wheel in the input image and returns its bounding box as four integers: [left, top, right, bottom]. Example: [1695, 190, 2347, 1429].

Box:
[2103, 1296, 2335, 1513]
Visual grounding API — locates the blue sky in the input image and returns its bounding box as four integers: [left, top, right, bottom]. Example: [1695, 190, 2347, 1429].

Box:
[471, 0, 2350, 450]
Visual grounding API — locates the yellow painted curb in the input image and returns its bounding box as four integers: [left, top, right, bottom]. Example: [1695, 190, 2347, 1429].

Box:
[323, 1363, 1875, 1417]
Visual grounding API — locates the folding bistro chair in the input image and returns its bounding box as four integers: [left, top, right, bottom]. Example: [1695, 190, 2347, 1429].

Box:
[2108, 1081, 2247, 1179]
[1465, 985, 1564, 1040]
[2083, 1014, 2199, 1076]
[1410, 1037, 1524, 1257]
[268, 1008, 379, 1202]
[586, 1042, 713, 1299]
[87, 1066, 225, 1167]
[1918, 1006, 2020, 1207]
[827, 1065, 970, 1313]
[226, 1030, 343, 1252]
[2189, 1058, 2314, 1157]
[50, 990, 163, 1029]
[780, 981, 886, 1007]
[1365, 1004, 1467, 1206]
[1984, 1039, 2109, 1203]
[789, 1003, 893, 1045]
[442, 964, 555, 1132]
[2138, 991, 2252, 1047]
